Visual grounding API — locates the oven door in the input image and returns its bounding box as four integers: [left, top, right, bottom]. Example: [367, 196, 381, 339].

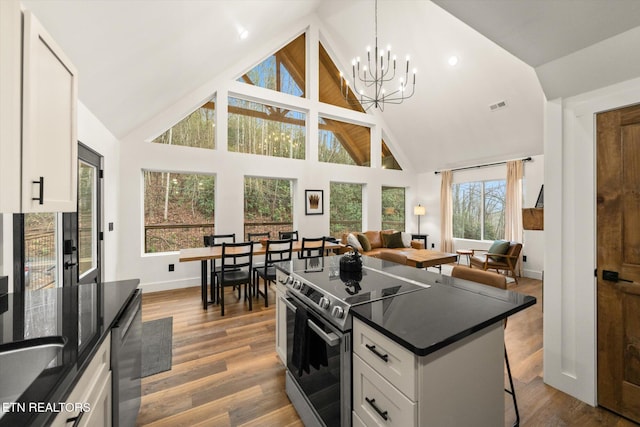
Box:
[284, 293, 351, 427]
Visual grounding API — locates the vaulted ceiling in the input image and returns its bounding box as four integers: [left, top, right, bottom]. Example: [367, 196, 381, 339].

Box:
[21, 0, 640, 173]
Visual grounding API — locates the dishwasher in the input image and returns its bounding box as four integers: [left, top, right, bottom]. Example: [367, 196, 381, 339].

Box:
[111, 289, 142, 427]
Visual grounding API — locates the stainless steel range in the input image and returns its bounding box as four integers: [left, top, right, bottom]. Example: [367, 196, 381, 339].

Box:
[278, 256, 428, 427]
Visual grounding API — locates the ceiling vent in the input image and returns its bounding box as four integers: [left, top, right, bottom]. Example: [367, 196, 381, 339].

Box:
[489, 100, 507, 111]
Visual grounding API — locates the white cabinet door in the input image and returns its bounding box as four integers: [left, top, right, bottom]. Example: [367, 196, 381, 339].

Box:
[0, 0, 22, 212]
[22, 11, 77, 212]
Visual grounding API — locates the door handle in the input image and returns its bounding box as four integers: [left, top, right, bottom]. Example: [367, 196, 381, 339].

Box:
[64, 261, 77, 270]
[602, 270, 633, 283]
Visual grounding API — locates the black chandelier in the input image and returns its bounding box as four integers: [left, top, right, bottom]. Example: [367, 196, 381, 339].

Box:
[341, 0, 416, 111]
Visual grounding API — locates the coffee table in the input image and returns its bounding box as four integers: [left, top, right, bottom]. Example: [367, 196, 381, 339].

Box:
[405, 249, 458, 271]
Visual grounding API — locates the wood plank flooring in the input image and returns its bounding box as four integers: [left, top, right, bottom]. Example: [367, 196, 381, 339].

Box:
[137, 276, 637, 426]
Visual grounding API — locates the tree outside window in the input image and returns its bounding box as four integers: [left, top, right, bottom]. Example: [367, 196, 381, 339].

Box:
[244, 177, 293, 239]
[144, 171, 214, 253]
[382, 186, 405, 231]
[330, 182, 363, 238]
[453, 180, 505, 240]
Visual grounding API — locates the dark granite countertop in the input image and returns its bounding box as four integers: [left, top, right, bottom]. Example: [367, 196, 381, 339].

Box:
[276, 256, 536, 356]
[0, 279, 140, 426]
[351, 274, 536, 356]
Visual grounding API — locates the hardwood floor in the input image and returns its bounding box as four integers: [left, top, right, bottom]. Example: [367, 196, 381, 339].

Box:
[137, 276, 637, 427]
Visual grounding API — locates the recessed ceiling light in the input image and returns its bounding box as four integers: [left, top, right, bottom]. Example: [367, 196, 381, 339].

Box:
[239, 28, 249, 40]
[448, 55, 459, 66]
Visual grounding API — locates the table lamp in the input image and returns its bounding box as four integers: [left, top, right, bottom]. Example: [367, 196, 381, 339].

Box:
[414, 204, 426, 234]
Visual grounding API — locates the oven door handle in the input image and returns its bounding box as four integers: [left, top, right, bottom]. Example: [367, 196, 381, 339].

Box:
[285, 296, 340, 347]
[283, 297, 297, 312]
[307, 320, 340, 347]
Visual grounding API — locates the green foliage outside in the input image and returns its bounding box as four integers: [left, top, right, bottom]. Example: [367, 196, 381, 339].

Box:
[244, 177, 293, 230]
[153, 105, 215, 150]
[144, 171, 215, 253]
[330, 182, 363, 237]
[381, 187, 406, 231]
[228, 97, 305, 159]
[453, 180, 505, 241]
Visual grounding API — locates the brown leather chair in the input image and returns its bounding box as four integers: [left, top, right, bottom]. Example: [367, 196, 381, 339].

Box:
[451, 265, 520, 426]
[377, 251, 408, 265]
[451, 265, 507, 290]
[469, 241, 522, 284]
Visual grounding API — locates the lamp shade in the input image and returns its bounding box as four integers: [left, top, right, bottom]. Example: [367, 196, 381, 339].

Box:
[414, 205, 426, 216]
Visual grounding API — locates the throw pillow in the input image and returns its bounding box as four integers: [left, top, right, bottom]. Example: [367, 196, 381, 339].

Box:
[487, 240, 510, 262]
[382, 231, 405, 249]
[400, 232, 412, 248]
[346, 233, 363, 251]
[357, 233, 372, 252]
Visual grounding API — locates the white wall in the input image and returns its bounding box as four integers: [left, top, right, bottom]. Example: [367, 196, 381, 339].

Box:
[543, 76, 640, 406]
[416, 155, 544, 279]
[117, 21, 420, 293]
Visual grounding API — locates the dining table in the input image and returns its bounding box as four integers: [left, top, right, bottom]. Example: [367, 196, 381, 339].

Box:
[179, 240, 343, 309]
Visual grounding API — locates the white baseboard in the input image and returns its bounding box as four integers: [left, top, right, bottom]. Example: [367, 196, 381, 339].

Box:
[139, 277, 199, 293]
[523, 269, 543, 280]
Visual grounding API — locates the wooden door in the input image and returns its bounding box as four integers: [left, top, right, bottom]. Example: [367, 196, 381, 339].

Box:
[596, 105, 640, 423]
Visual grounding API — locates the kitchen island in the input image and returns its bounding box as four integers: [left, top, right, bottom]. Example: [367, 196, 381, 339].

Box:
[0, 279, 140, 427]
[275, 256, 535, 426]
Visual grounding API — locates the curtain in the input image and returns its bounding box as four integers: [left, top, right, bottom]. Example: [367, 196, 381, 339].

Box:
[440, 170, 453, 253]
[505, 160, 523, 276]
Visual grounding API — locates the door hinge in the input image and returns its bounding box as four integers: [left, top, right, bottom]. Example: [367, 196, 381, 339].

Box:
[99, 231, 104, 241]
[594, 268, 597, 277]
[99, 169, 104, 179]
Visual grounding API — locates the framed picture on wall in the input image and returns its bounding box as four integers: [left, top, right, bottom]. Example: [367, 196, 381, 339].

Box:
[305, 190, 323, 215]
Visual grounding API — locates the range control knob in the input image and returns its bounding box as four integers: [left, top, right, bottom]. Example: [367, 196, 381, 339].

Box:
[292, 280, 302, 290]
[331, 306, 345, 319]
[318, 297, 331, 310]
[286, 276, 294, 285]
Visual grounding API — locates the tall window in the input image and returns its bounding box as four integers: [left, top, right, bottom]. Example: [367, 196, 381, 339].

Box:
[228, 97, 305, 159]
[152, 98, 215, 150]
[453, 180, 506, 241]
[23, 213, 58, 290]
[330, 182, 363, 237]
[319, 117, 371, 166]
[381, 187, 405, 231]
[143, 171, 215, 253]
[244, 177, 293, 239]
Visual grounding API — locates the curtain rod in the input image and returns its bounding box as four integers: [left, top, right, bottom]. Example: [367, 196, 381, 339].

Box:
[434, 157, 532, 175]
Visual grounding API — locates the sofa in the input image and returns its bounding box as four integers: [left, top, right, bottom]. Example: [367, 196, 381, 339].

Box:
[340, 230, 424, 260]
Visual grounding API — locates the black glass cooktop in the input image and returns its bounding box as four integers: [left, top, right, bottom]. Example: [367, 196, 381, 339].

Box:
[290, 256, 427, 306]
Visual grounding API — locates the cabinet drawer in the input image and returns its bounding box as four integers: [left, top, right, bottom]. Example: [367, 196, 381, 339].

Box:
[353, 354, 416, 427]
[50, 334, 111, 427]
[353, 319, 415, 399]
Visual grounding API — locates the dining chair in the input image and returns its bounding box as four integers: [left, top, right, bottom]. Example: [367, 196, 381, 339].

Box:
[450, 266, 519, 427]
[278, 230, 299, 241]
[253, 239, 293, 307]
[247, 231, 270, 242]
[215, 241, 254, 316]
[203, 233, 236, 308]
[298, 237, 326, 259]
